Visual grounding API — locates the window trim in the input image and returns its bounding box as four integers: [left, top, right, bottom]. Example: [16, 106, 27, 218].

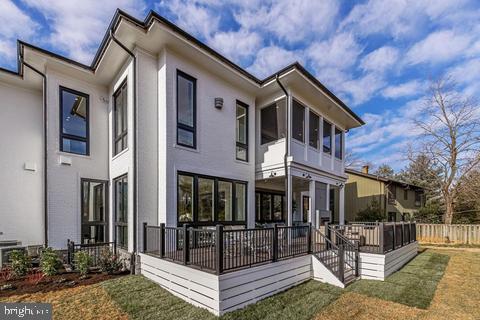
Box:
[323, 119, 332, 155]
[113, 174, 128, 249]
[260, 103, 279, 145]
[176, 70, 197, 149]
[113, 78, 128, 156]
[309, 110, 320, 149]
[255, 190, 286, 224]
[292, 99, 306, 143]
[80, 178, 109, 244]
[235, 100, 249, 161]
[59, 86, 90, 156]
[177, 171, 247, 227]
[334, 127, 343, 159]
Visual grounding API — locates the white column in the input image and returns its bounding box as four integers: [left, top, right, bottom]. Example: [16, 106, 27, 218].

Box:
[309, 180, 316, 225]
[326, 183, 330, 222]
[339, 186, 345, 225]
[287, 170, 293, 226]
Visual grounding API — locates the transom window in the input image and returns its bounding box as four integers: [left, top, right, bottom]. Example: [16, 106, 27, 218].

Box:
[113, 80, 128, 156]
[177, 172, 247, 226]
[292, 100, 305, 143]
[309, 111, 320, 149]
[81, 179, 108, 244]
[114, 175, 128, 249]
[236, 101, 248, 161]
[177, 70, 196, 148]
[60, 87, 89, 155]
[323, 120, 332, 154]
[334, 127, 343, 159]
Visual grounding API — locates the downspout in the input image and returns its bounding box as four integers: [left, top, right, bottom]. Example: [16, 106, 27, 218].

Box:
[275, 75, 290, 224]
[110, 30, 138, 273]
[20, 54, 48, 247]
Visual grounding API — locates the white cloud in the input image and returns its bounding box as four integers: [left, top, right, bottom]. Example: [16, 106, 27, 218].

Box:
[341, 73, 386, 106]
[405, 30, 472, 65]
[382, 80, 424, 99]
[234, 0, 339, 43]
[0, 39, 16, 60]
[247, 46, 300, 78]
[208, 29, 262, 63]
[360, 46, 399, 73]
[448, 59, 480, 85]
[22, 0, 146, 64]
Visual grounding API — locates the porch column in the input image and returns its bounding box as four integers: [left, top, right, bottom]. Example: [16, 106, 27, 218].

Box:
[339, 185, 345, 225]
[326, 183, 330, 219]
[287, 170, 293, 226]
[309, 180, 316, 226]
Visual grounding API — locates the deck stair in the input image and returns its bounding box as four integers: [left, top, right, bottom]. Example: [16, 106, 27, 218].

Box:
[311, 227, 359, 287]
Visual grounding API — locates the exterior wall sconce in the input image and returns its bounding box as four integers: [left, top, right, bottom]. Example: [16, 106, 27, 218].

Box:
[302, 173, 312, 179]
[269, 171, 277, 178]
[215, 97, 223, 109]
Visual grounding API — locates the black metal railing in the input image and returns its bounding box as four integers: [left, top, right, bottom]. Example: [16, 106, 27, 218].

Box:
[67, 240, 116, 268]
[277, 225, 310, 259]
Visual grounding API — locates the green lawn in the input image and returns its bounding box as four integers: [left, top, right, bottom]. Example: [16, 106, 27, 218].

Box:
[346, 251, 449, 308]
[101, 250, 449, 319]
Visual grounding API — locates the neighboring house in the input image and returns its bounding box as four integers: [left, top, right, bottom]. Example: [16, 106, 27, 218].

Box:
[0, 9, 418, 316]
[345, 166, 425, 222]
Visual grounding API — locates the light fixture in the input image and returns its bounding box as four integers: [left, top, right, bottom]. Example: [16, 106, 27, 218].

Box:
[269, 171, 277, 178]
[214, 97, 223, 109]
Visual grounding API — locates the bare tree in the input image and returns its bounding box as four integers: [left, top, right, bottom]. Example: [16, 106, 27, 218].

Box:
[373, 164, 395, 178]
[344, 150, 372, 170]
[413, 77, 480, 224]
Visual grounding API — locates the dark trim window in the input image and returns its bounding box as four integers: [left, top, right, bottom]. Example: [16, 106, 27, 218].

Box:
[236, 100, 248, 161]
[302, 195, 310, 223]
[255, 191, 285, 223]
[60, 87, 89, 155]
[292, 99, 305, 143]
[113, 79, 128, 156]
[260, 101, 286, 144]
[177, 70, 196, 148]
[309, 111, 320, 149]
[114, 175, 128, 249]
[323, 120, 332, 154]
[177, 172, 247, 226]
[334, 127, 343, 159]
[81, 179, 108, 244]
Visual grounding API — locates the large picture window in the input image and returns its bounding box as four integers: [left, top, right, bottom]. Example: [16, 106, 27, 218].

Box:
[177, 70, 196, 148]
[260, 101, 286, 144]
[81, 179, 108, 244]
[335, 127, 343, 159]
[323, 120, 332, 154]
[236, 100, 248, 161]
[292, 100, 305, 143]
[113, 80, 128, 156]
[177, 172, 247, 226]
[114, 175, 128, 249]
[309, 111, 320, 149]
[60, 87, 89, 155]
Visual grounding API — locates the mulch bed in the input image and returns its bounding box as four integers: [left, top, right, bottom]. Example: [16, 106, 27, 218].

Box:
[0, 270, 128, 298]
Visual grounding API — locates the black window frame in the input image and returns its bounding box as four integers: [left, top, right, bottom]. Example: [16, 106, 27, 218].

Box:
[113, 79, 128, 156]
[323, 120, 332, 154]
[59, 86, 90, 156]
[114, 174, 128, 249]
[260, 103, 279, 145]
[235, 100, 249, 162]
[309, 111, 320, 149]
[334, 127, 343, 159]
[177, 171, 247, 227]
[255, 190, 286, 224]
[292, 99, 305, 143]
[176, 70, 197, 149]
[80, 178, 109, 244]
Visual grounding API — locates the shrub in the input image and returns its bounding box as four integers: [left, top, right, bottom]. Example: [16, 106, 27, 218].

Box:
[355, 199, 384, 222]
[25, 270, 44, 286]
[74, 251, 92, 276]
[99, 248, 123, 274]
[0, 267, 13, 282]
[40, 247, 61, 276]
[415, 203, 443, 223]
[9, 250, 31, 277]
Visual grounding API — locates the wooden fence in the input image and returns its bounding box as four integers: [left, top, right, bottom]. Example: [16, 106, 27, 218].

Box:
[416, 224, 480, 244]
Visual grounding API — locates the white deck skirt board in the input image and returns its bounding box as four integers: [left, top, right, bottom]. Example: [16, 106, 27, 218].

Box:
[311, 255, 344, 288]
[359, 242, 418, 280]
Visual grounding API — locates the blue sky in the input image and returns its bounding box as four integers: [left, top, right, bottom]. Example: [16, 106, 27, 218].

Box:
[1, 0, 479, 170]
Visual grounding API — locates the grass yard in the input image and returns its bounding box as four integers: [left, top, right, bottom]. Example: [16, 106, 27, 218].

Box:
[1, 248, 479, 320]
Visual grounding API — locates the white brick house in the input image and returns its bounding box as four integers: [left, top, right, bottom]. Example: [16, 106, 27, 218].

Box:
[0, 9, 418, 315]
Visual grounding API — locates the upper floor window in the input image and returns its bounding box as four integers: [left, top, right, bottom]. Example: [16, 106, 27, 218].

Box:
[292, 100, 305, 143]
[60, 87, 89, 155]
[334, 127, 343, 159]
[260, 101, 286, 144]
[309, 111, 319, 149]
[113, 80, 128, 156]
[236, 101, 248, 161]
[177, 70, 196, 148]
[323, 120, 332, 154]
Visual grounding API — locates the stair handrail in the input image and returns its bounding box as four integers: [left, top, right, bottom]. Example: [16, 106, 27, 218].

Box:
[326, 225, 359, 277]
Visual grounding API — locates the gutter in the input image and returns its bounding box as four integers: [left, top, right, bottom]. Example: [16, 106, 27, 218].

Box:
[109, 30, 138, 273]
[19, 54, 48, 247]
[275, 75, 290, 225]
